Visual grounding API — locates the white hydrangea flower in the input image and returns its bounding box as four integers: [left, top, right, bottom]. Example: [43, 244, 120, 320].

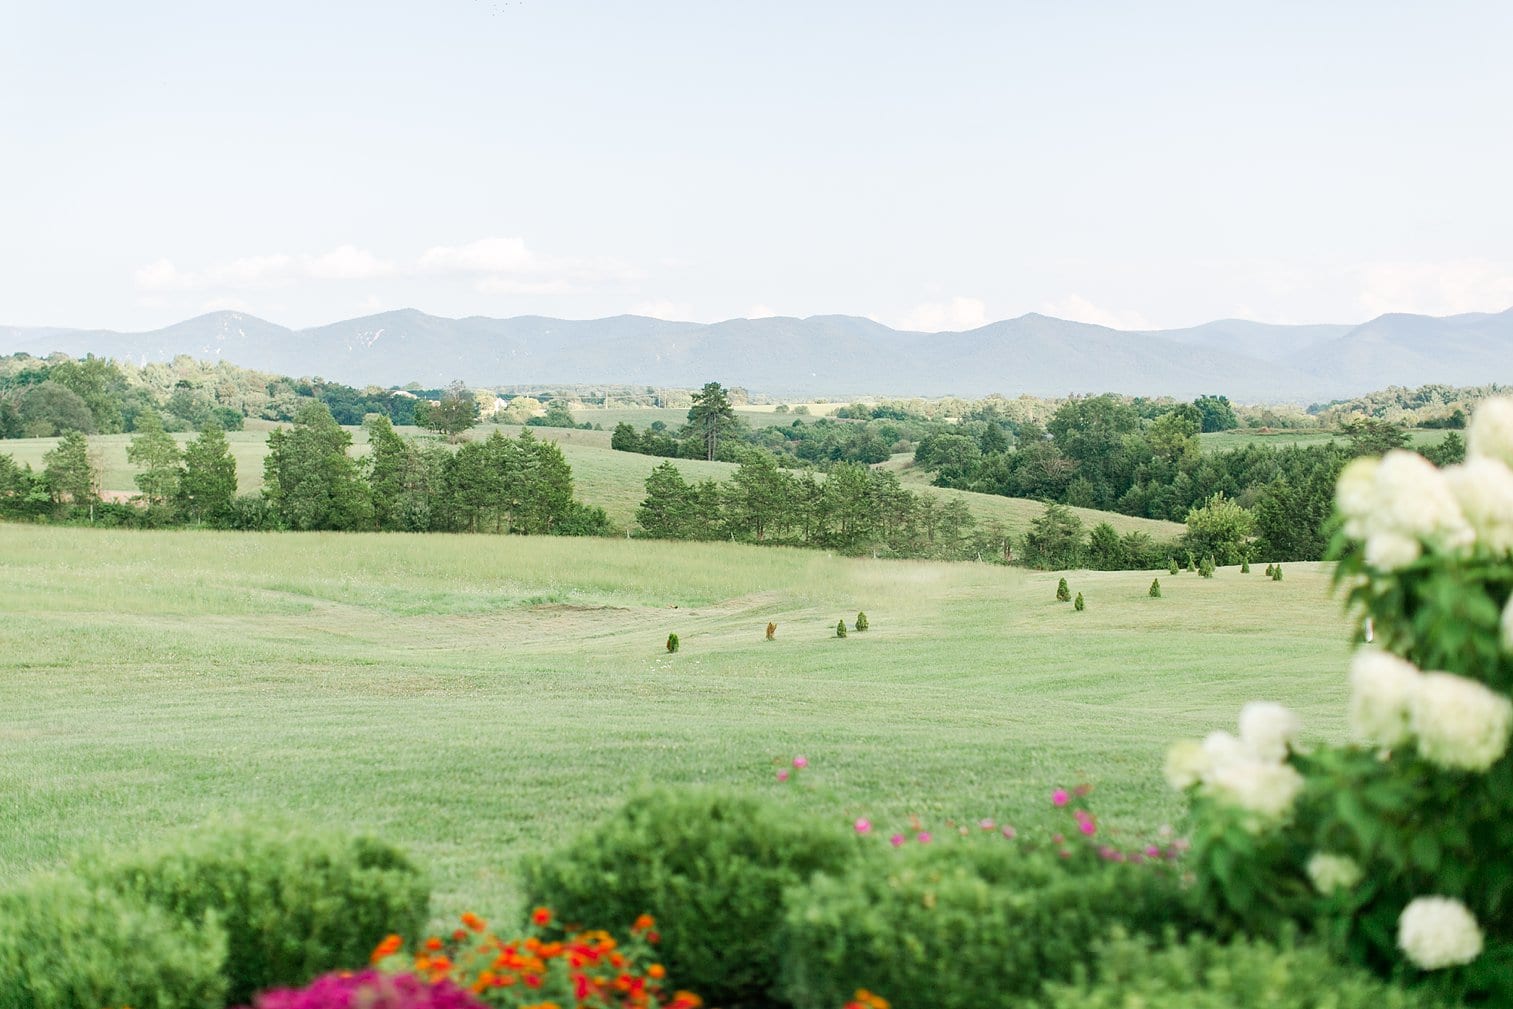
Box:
[1347, 649, 1423, 747]
[1202, 730, 1253, 770]
[1397, 896, 1484, 970]
[1204, 758, 1304, 826]
[1335, 456, 1380, 539]
[1164, 738, 1210, 790]
[1374, 450, 1474, 554]
[1444, 457, 1513, 556]
[1238, 701, 1301, 763]
[1365, 530, 1422, 571]
[1307, 852, 1363, 894]
[1468, 396, 1513, 468]
[1410, 672, 1513, 772]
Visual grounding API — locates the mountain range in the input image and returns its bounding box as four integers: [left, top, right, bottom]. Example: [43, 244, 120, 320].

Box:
[3, 307, 1510, 402]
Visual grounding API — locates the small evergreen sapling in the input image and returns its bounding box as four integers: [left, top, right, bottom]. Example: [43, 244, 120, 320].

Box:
[1056, 577, 1072, 602]
[1149, 578, 1161, 598]
[765, 622, 776, 641]
[1168, 557, 1179, 575]
[1200, 555, 1216, 579]
[1186, 553, 1197, 573]
[855, 612, 869, 632]
[1265, 563, 1275, 577]
[1272, 564, 1283, 582]
[1074, 592, 1085, 611]
[836, 620, 848, 638]
[1241, 559, 1251, 573]
[666, 632, 680, 653]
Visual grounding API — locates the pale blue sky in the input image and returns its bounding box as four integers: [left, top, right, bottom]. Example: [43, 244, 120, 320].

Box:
[3, 1, 1510, 331]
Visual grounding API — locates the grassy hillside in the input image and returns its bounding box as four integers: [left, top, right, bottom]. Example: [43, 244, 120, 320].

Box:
[1197, 427, 1452, 454]
[1, 427, 1183, 541]
[0, 526, 1352, 919]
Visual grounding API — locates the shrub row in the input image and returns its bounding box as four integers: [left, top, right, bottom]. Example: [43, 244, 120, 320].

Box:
[2, 821, 429, 1008]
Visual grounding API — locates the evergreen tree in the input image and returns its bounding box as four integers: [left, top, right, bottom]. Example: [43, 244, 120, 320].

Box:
[416, 380, 480, 441]
[1168, 556, 1179, 575]
[855, 611, 868, 632]
[1272, 564, 1284, 582]
[126, 408, 181, 506]
[1265, 563, 1275, 577]
[1056, 577, 1071, 602]
[666, 632, 679, 653]
[1073, 591, 1085, 611]
[836, 619, 848, 638]
[1200, 554, 1216, 578]
[42, 430, 95, 506]
[1241, 558, 1251, 573]
[262, 401, 373, 530]
[637, 461, 699, 539]
[687, 381, 736, 461]
[1149, 578, 1162, 598]
[178, 423, 238, 524]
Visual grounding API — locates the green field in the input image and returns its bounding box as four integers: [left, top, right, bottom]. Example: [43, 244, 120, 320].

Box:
[0, 526, 1353, 921]
[1197, 427, 1452, 453]
[0, 428, 1183, 541]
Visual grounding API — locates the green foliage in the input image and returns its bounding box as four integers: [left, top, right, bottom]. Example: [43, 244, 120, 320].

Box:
[127, 408, 182, 507]
[42, 430, 96, 506]
[415, 381, 480, 441]
[1265, 563, 1275, 576]
[1185, 492, 1255, 566]
[854, 611, 868, 632]
[1074, 591, 1086, 610]
[263, 401, 374, 530]
[1195, 394, 1240, 433]
[1056, 576, 1071, 602]
[1150, 578, 1162, 598]
[1168, 555, 1179, 574]
[1272, 564, 1283, 581]
[1024, 503, 1086, 570]
[1342, 417, 1410, 457]
[77, 821, 430, 1004]
[0, 872, 228, 1009]
[1044, 929, 1441, 1009]
[1187, 552, 1197, 572]
[778, 840, 1197, 1009]
[836, 619, 848, 638]
[688, 381, 737, 461]
[666, 631, 679, 653]
[1200, 554, 1216, 578]
[178, 423, 238, 524]
[1242, 558, 1251, 573]
[17, 380, 97, 436]
[522, 787, 855, 1008]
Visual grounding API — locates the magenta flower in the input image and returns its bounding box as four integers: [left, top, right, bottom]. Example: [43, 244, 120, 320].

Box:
[251, 971, 486, 1009]
[978, 818, 995, 831]
[1145, 845, 1161, 859]
[776, 769, 789, 782]
[854, 818, 872, 834]
[1078, 818, 1097, 837]
[916, 832, 932, 844]
[1051, 789, 1069, 807]
[792, 755, 808, 769]
[890, 833, 905, 848]
[1000, 825, 1017, 839]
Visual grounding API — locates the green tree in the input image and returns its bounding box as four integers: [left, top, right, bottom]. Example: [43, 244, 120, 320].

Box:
[49, 355, 127, 433]
[688, 382, 736, 462]
[1073, 591, 1085, 611]
[1086, 521, 1127, 570]
[178, 423, 238, 525]
[610, 422, 641, 452]
[416, 381, 479, 441]
[1149, 578, 1162, 598]
[726, 452, 792, 542]
[1421, 431, 1466, 467]
[1183, 491, 1255, 566]
[1056, 577, 1071, 602]
[533, 400, 578, 428]
[18, 381, 96, 436]
[365, 415, 440, 531]
[127, 409, 182, 507]
[637, 461, 699, 539]
[1341, 417, 1408, 457]
[513, 430, 575, 534]
[262, 401, 373, 530]
[43, 430, 96, 506]
[1193, 394, 1239, 433]
[1023, 503, 1085, 570]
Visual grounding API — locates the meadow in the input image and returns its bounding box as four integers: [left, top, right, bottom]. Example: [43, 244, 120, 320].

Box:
[0, 524, 1353, 922]
[1197, 427, 1452, 453]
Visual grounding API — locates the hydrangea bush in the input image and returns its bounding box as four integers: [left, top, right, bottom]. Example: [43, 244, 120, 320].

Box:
[1167, 397, 1513, 1003]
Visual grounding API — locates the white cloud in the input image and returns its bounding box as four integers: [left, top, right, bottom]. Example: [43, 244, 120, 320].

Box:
[201, 296, 252, 312]
[1353, 259, 1513, 318]
[306, 245, 396, 281]
[896, 296, 989, 332]
[1038, 295, 1151, 331]
[135, 258, 194, 292]
[631, 299, 694, 321]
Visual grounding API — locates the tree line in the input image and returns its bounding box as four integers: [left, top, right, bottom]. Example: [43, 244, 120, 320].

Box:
[0, 402, 608, 536]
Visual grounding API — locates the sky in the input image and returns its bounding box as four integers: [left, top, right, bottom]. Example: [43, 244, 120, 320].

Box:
[2, 1, 1511, 333]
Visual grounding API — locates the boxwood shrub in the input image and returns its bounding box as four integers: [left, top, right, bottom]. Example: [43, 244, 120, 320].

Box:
[0, 872, 229, 1009]
[77, 820, 430, 1003]
[522, 786, 856, 1008]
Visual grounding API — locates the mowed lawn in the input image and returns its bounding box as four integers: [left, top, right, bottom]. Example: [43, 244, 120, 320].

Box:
[0, 526, 1350, 920]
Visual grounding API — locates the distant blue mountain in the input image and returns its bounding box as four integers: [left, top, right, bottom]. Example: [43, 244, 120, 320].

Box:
[3, 306, 1510, 402]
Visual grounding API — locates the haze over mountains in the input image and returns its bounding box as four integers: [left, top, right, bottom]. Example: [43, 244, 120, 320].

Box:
[3, 307, 1510, 402]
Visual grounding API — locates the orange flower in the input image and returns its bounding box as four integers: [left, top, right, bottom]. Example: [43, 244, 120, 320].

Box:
[531, 906, 552, 926]
[632, 913, 655, 932]
[461, 912, 486, 932]
[370, 934, 402, 964]
[648, 964, 666, 979]
[424, 937, 444, 952]
[669, 993, 703, 1009]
